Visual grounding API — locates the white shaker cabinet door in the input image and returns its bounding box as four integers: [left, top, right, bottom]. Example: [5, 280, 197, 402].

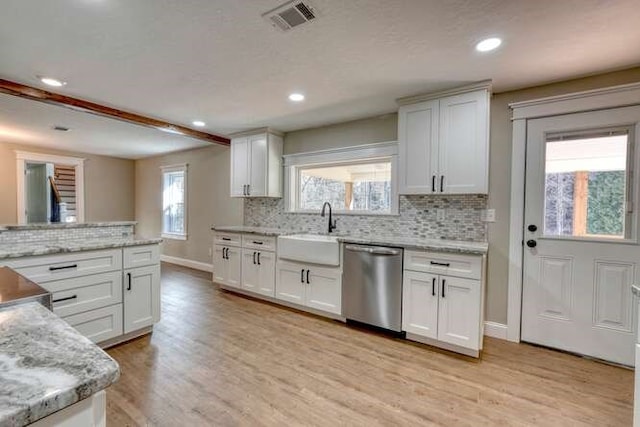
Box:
[123, 265, 161, 334]
[241, 249, 260, 293]
[225, 247, 242, 289]
[398, 100, 439, 194]
[438, 90, 489, 194]
[230, 137, 249, 197]
[212, 245, 227, 285]
[256, 251, 276, 297]
[306, 266, 342, 315]
[437, 276, 481, 350]
[248, 134, 268, 197]
[275, 261, 306, 305]
[402, 271, 439, 339]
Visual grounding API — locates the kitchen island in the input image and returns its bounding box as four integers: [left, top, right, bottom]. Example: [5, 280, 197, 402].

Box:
[0, 302, 119, 427]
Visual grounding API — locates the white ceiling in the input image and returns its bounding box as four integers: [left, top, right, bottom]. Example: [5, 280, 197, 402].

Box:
[1, 0, 640, 158]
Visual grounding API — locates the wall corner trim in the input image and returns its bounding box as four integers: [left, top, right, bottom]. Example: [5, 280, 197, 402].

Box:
[484, 321, 508, 340]
[160, 255, 213, 273]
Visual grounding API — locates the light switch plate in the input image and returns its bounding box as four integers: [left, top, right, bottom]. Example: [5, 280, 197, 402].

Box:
[481, 209, 496, 222]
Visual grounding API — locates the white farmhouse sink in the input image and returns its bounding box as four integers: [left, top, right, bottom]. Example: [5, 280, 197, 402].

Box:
[277, 234, 340, 266]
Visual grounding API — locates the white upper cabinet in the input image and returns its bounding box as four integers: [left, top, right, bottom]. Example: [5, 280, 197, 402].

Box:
[230, 129, 283, 198]
[398, 100, 439, 194]
[398, 83, 490, 195]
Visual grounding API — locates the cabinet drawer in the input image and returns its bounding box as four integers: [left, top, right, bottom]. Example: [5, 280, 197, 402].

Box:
[6, 249, 122, 283]
[214, 233, 242, 247]
[242, 234, 276, 251]
[123, 245, 160, 269]
[63, 304, 123, 344]
[48, 271, 123, 317]
[404, 250, 482, 280]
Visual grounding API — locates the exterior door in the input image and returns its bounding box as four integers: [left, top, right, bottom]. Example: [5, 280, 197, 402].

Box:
[522, 106, 640, 366]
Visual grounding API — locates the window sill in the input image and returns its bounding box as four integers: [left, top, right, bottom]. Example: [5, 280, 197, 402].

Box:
[162, 233, 188, 241]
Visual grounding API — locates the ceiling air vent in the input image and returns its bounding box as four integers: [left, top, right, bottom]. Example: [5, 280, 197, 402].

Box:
[263, 1, 317, 32]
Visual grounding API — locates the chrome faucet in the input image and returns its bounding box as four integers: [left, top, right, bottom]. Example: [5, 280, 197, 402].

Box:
[321, 202, 337, 233]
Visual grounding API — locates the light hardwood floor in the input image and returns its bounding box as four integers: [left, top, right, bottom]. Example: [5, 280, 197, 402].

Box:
[106, 263, 634, 426]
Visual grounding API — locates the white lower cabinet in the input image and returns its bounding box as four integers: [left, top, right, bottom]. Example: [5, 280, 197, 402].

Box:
[402, 250, 485, 356]
[6, 244, 162, 345]
[275, 260, 341, 315]
[123, 265, 161, 334]
[213, 245, 241, 289]
[63, 304, 123, 343]
[241, 249, 275, 296]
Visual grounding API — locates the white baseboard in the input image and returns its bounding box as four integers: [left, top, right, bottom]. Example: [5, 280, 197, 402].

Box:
[484, 321, 508, 340]
[160, 255, 213, 273]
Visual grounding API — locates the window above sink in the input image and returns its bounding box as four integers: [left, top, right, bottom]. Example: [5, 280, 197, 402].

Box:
[283, 141, 399, 215]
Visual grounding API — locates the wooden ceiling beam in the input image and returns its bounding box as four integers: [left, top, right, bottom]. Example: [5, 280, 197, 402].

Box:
[0, 79, 230, 146]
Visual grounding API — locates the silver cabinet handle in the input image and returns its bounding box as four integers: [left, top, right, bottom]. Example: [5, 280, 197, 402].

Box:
[345, 245, 400, 256]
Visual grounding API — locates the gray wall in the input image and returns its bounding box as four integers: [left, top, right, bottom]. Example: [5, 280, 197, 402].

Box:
[283, 66, 640, 324]
[135, 145, 244, 265]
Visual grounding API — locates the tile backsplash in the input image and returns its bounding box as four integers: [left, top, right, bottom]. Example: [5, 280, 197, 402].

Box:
[244, 195, 488, 242]
[0, 225, 134, 245]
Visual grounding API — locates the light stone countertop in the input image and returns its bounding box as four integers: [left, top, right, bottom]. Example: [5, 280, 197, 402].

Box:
[0, 236, 162, 260]
[0, 302, 120, 427]
[0, 221, 137, 232]
[212, 226, 295, 236]
[212, 226, 488, 255]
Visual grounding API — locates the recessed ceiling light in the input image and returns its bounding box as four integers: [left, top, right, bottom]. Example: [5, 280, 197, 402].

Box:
[475, 37, 502, 52]
[289, 93, 305, 102]
[39, 76, 67, 87]
[192, 120, 206, 127]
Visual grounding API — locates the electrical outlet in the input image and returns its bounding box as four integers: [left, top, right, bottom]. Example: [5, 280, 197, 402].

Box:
[436, 209, 446, 221]
[481, 209, 496, 222]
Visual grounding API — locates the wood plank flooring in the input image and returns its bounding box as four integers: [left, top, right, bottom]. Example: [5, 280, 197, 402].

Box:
[106, 263, 634, 426]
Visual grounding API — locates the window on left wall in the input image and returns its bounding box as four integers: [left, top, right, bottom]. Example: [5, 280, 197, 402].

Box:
[161, 164, 187, 240]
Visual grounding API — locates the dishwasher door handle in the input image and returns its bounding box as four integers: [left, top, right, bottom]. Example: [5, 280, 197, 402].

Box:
[345, 245, 401, 256]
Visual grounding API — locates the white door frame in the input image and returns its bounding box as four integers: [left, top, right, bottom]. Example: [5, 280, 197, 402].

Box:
[15, 150, 86, 224]
[507, 82, 640, 342]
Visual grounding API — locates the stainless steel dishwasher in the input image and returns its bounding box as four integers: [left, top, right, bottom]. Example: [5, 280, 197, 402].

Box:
[342, 244, 403, 332]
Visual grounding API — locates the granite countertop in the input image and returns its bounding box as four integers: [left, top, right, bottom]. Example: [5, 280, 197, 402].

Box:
[335, 235, 488, 255]
[0, 236, 162, 260]
[212, 226, 488, 255]
[0, 302, 120, 426]
[0, 221, 137, 232]
[212, 225, 295, 236]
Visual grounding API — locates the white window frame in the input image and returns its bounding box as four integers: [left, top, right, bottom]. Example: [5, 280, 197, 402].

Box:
[15, 151, 85, 224]
[283, 141, 399, 216]
[161, 163, 188, 240]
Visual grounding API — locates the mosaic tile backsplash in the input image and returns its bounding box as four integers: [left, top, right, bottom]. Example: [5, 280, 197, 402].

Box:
[244, 195, 488, 242]
[0, 225, 134, 245]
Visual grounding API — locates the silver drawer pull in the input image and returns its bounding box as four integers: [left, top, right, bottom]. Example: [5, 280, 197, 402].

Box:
[53, 295, 77, 303]
[49, 264, 78, 271]
[345, 245, 400, 256]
